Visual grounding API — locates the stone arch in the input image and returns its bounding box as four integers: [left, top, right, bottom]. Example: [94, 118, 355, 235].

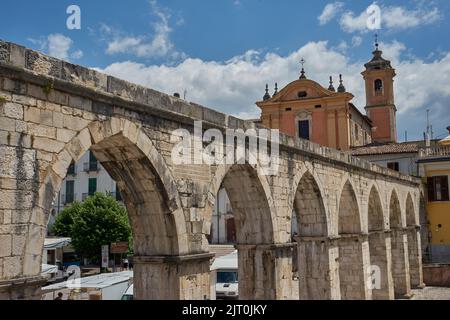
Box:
[293, 170, 328, 237]
[367, 184, 394, 299]
[389, 189, 411, 297]
[293, 170, 338, 300]
[205, 163, 278, 244]
[389, 189, 403, 229]
[338, 179, 362, 235]
[367, 184, 385, 232]
[206, 163, 282, 299]
[290, 164, 331, 236]
[23, 118, 190, 299]
[337, 179, 370, 300]
[406, 193, 416, 227]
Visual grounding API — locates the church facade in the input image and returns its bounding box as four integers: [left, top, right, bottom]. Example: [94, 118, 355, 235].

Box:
[256, 43, 398, 151]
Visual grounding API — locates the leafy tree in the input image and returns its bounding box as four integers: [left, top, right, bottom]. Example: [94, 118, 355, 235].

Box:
[50, 201, 82, 237]
[52, 193, 132, 262]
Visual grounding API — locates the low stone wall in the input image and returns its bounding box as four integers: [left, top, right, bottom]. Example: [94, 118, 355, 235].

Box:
[423, 264, 450, 287]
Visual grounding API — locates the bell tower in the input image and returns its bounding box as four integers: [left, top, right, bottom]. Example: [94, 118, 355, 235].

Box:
[362, 36, 397, 143]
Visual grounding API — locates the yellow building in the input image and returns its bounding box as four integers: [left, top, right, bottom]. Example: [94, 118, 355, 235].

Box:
[418, 126, 450, 262]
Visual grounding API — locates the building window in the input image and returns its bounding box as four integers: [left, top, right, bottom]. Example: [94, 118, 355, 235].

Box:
[65, 181, 75, 204]
[298, 120, 310, 140]
[355, 124, 359, 138]
[89, 151, 98, 172]
[428, 176, 449, 202]
[88, 178, 97, 196]
[387, 162, 400, 172]
[67, 162, 76, 176]
[374, 79, 383, 95]
[297, 91, 307, 98]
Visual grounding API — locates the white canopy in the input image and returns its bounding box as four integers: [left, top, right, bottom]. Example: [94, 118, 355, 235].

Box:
[211, 250, 238, 270]
[44, 237, 71, 249]
[42, 270, 133, 292]
[41, 264, 59, 274]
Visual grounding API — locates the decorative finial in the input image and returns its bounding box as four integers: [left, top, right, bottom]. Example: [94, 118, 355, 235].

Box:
[263, 84, 271, 101]
[299, 58, 307, 79]
[274, 83, 278, 95]
[337, 74, 346, 93]
[375, 33, 379, 50]
[328, 76, 335, 92]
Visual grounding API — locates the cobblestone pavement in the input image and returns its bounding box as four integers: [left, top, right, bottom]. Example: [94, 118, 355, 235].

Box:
[410, 287, 450, 300]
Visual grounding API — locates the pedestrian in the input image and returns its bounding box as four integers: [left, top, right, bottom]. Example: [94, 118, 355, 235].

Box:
[54, 292, 63, 300]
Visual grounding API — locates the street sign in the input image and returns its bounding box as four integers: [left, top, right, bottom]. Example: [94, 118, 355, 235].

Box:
[110, 241, 129, 254]
[101, 245, 109, 268]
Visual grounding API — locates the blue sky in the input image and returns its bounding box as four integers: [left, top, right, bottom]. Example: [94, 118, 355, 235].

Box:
[1, 0, 449, 141]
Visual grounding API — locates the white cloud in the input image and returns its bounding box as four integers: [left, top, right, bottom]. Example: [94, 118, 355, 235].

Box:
[339, 2, 443, 33]
[98, 41, 450, 140]
[351, 36, 363, 47]
[382, 6, 442, 30]
[104, 0, 184, 60]
[71, 49, 84, 59]
[318, 2, 344, 26]
[28, 34, 83, 61]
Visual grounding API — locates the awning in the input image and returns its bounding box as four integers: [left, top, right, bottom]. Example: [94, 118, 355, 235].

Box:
[211, 250, 238, 270]
[44, 237, 71, 249]
[42, 264, 58, 274]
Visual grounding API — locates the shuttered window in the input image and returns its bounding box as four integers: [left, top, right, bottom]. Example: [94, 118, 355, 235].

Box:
[428, 176, 449, 202]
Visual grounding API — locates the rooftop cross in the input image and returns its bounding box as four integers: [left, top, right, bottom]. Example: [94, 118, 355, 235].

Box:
[299, 58, 307, 79]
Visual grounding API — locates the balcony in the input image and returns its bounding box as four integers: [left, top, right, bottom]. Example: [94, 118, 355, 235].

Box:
[419, 146, 450, 159]
[83, 161, 99, 173]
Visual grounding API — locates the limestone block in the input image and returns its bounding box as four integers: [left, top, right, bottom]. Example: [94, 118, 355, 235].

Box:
[12, 234, 26, 256]
[4, 102, 23, 120]
[52, 111, 63, 128]
[0, 235, 12, 257]
[12, 95, 36, 107]
[2, 256, 21, 279]
[24, 106, 41, 124]
[63, 114, 89, 131]
[56, 128, 77, 143]
[52, 150, 73, 179]
[27, 123, 56, 139]
[33, 137, 65, 153]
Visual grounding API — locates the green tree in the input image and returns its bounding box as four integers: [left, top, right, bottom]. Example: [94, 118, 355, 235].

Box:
[50, 201, 82, 237]
[52, 193, 131, 262]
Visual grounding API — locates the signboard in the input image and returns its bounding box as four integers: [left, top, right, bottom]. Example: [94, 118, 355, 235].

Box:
[110, 242, 129, 254]
[101, 245, 109, 268]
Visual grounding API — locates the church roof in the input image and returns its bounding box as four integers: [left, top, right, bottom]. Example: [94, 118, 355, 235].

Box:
[364, 48, 393, 71]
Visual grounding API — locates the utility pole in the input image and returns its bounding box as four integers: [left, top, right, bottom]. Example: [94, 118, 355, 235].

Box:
[426, 109, 431, 147]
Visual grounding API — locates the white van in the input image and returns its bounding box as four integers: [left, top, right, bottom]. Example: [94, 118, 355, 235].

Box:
[211, 251, 238, 300]
[121, 284, 133, 300]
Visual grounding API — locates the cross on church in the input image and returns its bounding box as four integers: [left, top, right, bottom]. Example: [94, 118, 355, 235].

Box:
[299, 58, 307, 79]
[300, 58, 305, 68]
[375, 33, 379, 49]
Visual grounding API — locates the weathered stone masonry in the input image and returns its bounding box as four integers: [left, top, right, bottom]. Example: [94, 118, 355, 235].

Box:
[0, 40, 423, 300]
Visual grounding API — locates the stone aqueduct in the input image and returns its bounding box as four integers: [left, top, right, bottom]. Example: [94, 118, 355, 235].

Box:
[0, 41, 424, 300]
